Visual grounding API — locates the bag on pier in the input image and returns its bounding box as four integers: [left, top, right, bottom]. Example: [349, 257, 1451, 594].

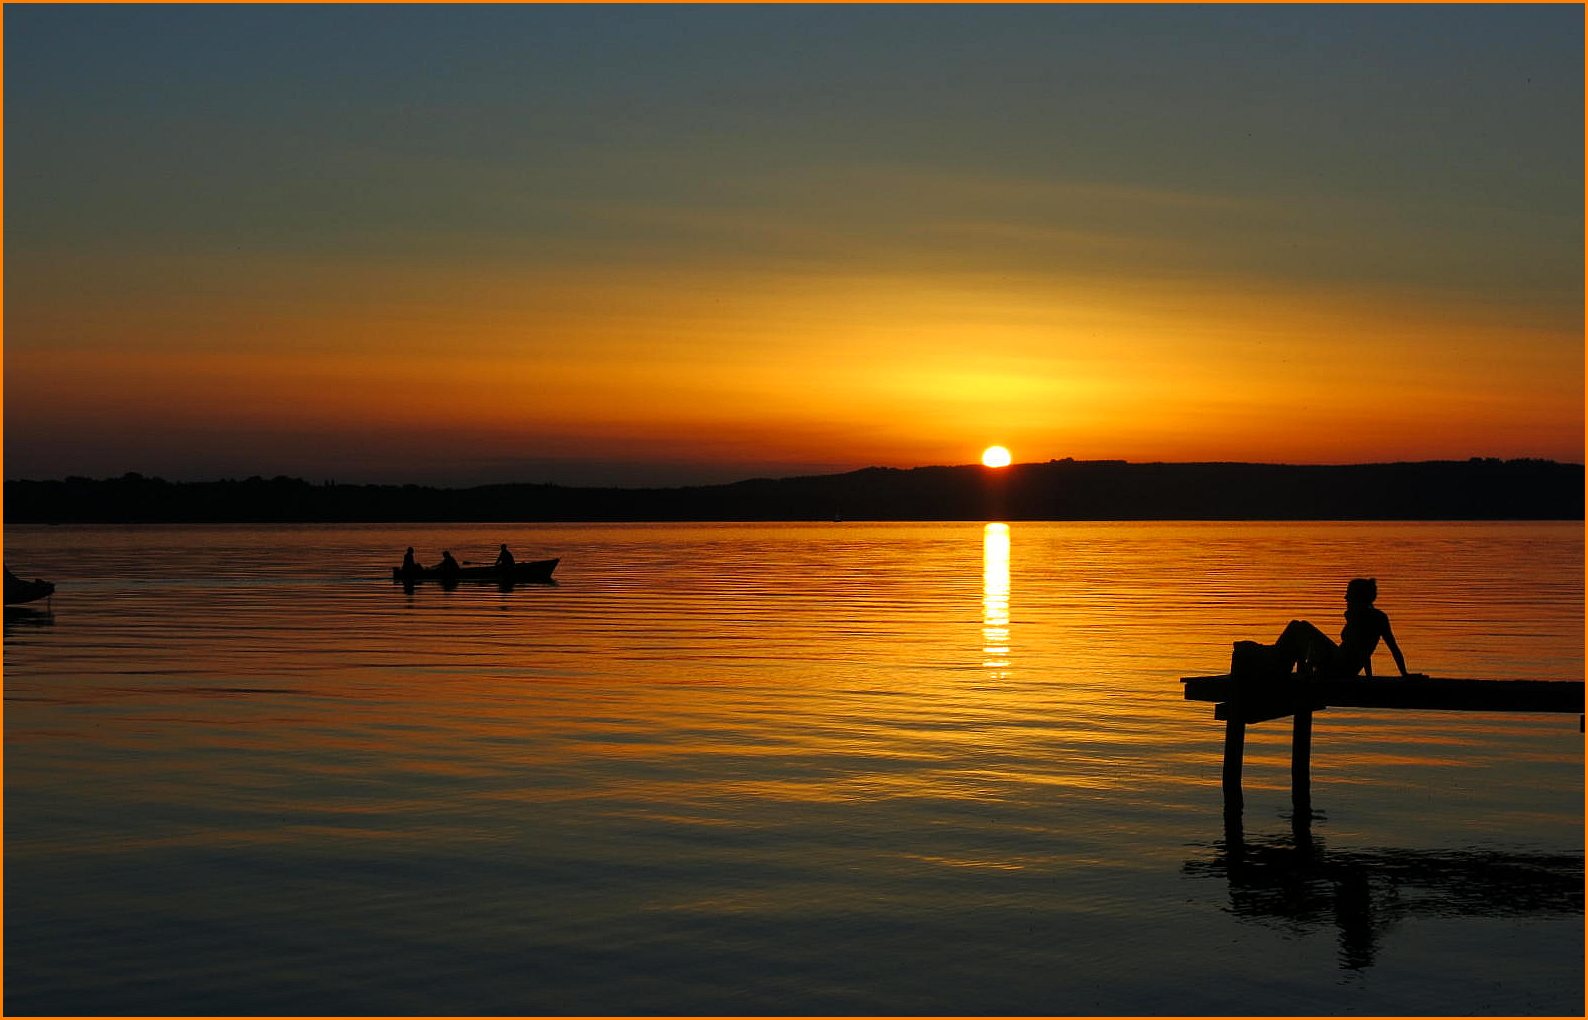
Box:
[1231, 640, 1289, 684]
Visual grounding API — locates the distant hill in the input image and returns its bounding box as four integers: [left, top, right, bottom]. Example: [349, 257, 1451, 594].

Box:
[4, 458, 1582, 524]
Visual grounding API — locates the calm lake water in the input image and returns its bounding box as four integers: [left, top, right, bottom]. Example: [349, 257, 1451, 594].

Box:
[4, 521, 1582, 1015]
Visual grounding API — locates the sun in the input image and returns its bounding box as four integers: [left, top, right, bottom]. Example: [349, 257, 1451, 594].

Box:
[981, 445, 1012, 468]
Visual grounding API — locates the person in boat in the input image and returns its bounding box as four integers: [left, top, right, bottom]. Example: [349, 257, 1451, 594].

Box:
[401, 547, 419, 575]
[437, 550, 461, 580]
[495, 544, 515, 570]
[1272, 577, 1411, 678]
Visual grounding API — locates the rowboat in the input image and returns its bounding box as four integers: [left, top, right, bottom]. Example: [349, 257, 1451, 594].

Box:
[5, 567, 56, 605]
[392, 557, 559, 584]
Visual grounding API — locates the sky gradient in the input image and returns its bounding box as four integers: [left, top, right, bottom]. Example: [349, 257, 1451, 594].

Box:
[5, 5, 1582, 486]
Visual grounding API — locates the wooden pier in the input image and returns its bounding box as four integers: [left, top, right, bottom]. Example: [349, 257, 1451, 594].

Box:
[1181, 672, 1585, 813]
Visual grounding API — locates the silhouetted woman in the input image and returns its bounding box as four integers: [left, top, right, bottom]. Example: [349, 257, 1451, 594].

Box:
[495, 543, 514, 569]
[1275, 578, 1410, 678]
[437, 550, 460, 580]
[401, 547, 419, 575]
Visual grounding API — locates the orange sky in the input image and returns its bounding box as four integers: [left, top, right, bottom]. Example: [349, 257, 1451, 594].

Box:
[4, 6, 1581, 485]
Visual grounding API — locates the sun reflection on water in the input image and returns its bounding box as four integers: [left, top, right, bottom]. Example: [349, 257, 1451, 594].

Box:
[983, 523, 1010, 672]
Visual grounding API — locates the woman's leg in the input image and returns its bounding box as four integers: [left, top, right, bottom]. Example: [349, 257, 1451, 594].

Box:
[1275, 619, 1336, 673]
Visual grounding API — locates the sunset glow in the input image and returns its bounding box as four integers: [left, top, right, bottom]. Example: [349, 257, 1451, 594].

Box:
[4, 6, 1580, 486]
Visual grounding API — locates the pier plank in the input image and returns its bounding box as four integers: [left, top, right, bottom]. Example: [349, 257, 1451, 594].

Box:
[1182, 671, 1582, 816]
[1183, 674, 1582, 715]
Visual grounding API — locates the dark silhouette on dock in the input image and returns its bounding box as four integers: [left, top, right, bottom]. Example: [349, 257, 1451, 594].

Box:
[1269, 578, 1409, 679]
[5, 458, 1582, 523]
[1184, 581, 1584, 814]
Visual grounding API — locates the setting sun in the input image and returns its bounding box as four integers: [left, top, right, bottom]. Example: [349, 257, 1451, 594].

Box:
[982, 446, 1012, 468]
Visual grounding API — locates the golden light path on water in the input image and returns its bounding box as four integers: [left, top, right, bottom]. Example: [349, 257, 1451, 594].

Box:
[983, 522, 1010, 672]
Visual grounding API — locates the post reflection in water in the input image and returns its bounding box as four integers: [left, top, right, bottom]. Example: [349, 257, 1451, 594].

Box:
[982, 523, 1010, 673]
[1186, 814, 1585, 972]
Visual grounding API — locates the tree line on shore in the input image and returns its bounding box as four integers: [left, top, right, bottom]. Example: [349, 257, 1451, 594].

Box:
[4, 458, 1581, 523]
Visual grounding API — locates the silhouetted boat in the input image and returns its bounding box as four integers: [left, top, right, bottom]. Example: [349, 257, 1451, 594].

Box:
[392, 558, 559, 584]
[5, 567, 55, 605]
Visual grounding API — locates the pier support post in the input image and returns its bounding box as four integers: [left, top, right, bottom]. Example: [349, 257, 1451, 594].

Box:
[1291, 705, 1313, 812]
[1221, 717, 1245, 814]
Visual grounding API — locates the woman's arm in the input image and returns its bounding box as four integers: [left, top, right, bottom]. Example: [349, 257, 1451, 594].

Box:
[1381, 617, 1409, 676]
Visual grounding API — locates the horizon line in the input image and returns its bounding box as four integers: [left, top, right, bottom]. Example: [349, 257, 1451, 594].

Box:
[7, 455, 1580, 492]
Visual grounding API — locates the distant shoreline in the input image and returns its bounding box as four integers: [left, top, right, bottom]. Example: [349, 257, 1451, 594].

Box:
[6, 459, 1581, 524]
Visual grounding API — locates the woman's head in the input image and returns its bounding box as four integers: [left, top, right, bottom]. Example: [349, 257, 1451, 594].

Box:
[1345, 577, 1377, 604]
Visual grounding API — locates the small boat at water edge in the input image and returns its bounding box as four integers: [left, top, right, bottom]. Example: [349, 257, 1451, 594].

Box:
[392, 557, 559, 584]
[5, 567, 55, 606]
